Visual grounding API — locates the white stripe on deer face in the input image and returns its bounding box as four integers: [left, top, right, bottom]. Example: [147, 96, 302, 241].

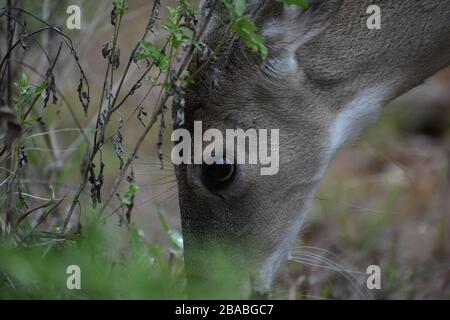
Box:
[330, 87, 388, 152]
[253, 88, 389, 293]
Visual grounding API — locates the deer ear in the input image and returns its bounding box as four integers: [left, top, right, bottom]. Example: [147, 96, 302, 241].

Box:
[260, 0, 342, 76]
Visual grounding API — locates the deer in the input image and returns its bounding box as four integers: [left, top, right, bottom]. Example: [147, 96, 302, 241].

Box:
[173, 0, 450, 298]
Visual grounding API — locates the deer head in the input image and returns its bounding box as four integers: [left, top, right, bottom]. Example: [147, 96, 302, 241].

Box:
[174, 0, 450, 298]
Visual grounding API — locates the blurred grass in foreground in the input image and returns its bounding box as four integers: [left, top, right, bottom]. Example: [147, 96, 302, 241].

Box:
[0, 212, 186, 299]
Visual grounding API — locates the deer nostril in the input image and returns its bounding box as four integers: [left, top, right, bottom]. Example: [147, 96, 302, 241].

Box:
[201, 158, 236, 191]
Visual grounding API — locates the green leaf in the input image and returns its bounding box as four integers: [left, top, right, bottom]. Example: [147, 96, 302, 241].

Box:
[162, 5, 194, 49]
[277, 0, 310, 9]
[121, 182, 140, 206]
[168, 229, 184, 250]
[157, 209, 170, 233]
[232, 17, 268, 58]
[18, 73, 29, 88]
[130, 223, 145, 254]
[113, 0, 128, 14]
[234, 0, 246, 16]
[14, 73, 35, 114]
[138, 40, 169, 71]
[34, 81, 46, 97]
[157, 208, 183, 250]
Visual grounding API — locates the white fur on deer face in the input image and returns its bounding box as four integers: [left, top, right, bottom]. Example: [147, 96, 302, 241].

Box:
[330, 86, 390, 152]
[253, 85, 392, 293]
[176, 0, 450, 297]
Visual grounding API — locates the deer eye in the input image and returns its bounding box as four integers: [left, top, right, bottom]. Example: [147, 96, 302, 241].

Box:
[201, 158, 235, 190]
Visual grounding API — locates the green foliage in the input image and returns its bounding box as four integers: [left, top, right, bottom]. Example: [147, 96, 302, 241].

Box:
[0, 214, 186, 299]
[113, 0, 128, 14]
[225, 0, 310, 58]
[14, 73, 45, 122]
[120, 182, 139, 206]
[158, 209, 183, 255]
[163, 5, 194, 49]
[278, 0, 310, 9]
[0, 212, 247, 299]
[223, 0, 268, 58]
[137, 41, 170, 71]
[232, 17, 267, 58]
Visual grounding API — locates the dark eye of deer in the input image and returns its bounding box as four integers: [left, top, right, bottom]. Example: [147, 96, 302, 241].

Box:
[201, 159, 235, 190]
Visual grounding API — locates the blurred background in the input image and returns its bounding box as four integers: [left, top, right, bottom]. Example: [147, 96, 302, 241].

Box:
[1, 0, 449, 299]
